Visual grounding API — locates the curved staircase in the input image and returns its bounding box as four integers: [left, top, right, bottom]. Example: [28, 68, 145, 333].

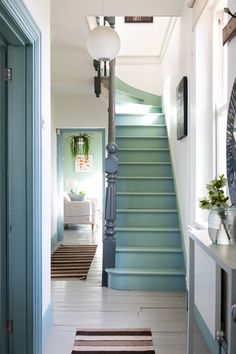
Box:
[106, 86, 186, 291]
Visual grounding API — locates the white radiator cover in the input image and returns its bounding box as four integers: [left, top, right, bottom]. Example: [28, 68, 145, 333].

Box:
[194, 244, 217, 336]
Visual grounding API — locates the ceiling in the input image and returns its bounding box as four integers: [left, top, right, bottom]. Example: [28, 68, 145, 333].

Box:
[51, 0, 186, 95]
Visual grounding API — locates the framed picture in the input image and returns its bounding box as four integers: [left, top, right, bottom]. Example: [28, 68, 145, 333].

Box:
[176, 76, 188, 140]
[124, 16, 153, 23]
[75, 155, 93, 172]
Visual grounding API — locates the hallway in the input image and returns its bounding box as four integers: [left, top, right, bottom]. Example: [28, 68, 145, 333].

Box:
[43, 224, 210, 354]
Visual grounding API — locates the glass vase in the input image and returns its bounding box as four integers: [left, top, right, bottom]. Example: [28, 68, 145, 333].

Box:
[208, 206, 236, 245]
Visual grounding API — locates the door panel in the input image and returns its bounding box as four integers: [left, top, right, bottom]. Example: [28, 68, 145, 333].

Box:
[0, 38, 8, 354]
[0, 5, 42, 353]
[7, 46, 27, 354]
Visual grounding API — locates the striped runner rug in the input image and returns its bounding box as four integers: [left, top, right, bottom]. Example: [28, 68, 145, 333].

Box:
[51, 244, 97, 279]
[71, 328, 155, 353]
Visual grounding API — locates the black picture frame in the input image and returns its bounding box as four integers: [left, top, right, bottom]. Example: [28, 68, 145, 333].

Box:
[176, 76, 188, 140]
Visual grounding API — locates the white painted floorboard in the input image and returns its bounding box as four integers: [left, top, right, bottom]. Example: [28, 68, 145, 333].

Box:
[44, 221, 211, 354]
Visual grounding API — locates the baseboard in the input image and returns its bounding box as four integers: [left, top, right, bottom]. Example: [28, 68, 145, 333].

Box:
[51, 232, 58, 249]
[194, 305, 227, 353]
[42, 302, 54, 350]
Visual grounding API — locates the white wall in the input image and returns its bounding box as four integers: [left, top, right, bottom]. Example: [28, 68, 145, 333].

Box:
[161, 3, 193, 254]
[23, 0, 51, 316]
[51, 93, 108, 239]
[54, 93, 108, 131]
[194, 6, 214, 222]
[116, 63, 162, 95]
[162, 0, 218, 253]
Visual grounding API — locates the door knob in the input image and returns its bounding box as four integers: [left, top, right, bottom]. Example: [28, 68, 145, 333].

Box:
[232, 304, 236, 322]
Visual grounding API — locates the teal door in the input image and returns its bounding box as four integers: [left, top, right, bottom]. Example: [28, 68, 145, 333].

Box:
[0, 43, 27, 353]
[0, 3, 42, 353]
[0, 42, 34, 354]
[0, 38, 8, 354]
[7, 45, 28, 354]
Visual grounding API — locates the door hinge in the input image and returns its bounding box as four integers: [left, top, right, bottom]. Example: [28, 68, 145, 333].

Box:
[5, 320, 13, 333]
[3, 68, 12, 81]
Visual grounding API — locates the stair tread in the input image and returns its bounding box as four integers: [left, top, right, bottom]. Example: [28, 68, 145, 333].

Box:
[116, 227, 180, 232]
[116, 136, 168, 139]
[118, 148, 169, 151]
[117, 208, 178, 213]
[115, 100, 161, 107]
[116, 112, 163, 116]
[106, 268, 185, 275]
[116, 192, 175, 195]
[116, 247, 183, 253]
[117, 176, 173, 180]
[117, 124, 166, 127]
[118, 161, 171, 165]
[116, 100, 161, 110]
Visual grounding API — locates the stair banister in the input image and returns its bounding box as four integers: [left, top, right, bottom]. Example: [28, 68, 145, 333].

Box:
[102, 58, 118, 286]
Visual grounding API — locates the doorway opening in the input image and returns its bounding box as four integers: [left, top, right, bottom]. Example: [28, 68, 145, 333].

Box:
[52, 128, 105, 281]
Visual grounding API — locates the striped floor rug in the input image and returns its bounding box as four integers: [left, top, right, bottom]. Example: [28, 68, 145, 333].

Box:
[71, 328, 155, 353]
[51, 244, 97, 279]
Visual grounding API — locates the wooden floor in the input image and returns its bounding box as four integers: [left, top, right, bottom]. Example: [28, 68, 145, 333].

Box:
[44, 221, 210, 354]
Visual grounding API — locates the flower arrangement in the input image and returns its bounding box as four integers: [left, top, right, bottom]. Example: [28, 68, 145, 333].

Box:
[199, 174, 232, 243]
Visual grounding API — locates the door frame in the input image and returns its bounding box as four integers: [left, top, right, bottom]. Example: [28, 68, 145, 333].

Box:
[0, 1, 42, 353]
[56, 128, 105, 243]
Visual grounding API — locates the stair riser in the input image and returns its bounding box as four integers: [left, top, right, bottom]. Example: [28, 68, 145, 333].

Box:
[116, 114, 165, 125]
[116, 231, 182, 248]
[116, 126, 167, 137]
[118, 164, 172, 177]
[118, 150, 170, 162]
[117, 179, 175, 193]
[107, 273, 186, 291]
[116, 212, 179, 228]
[116, 92, 143, 104]
[116, 137, 169, 149]
[116, 253, 185, 268]
[116, 194, 177, 209]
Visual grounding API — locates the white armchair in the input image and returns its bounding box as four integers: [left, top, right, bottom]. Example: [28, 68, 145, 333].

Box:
[64, 199, 97, 230]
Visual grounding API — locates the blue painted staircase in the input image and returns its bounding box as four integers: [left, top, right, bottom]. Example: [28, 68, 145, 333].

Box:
[106, 89, 186, 291]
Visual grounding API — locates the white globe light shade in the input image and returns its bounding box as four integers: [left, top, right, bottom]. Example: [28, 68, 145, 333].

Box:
[87, 26, 121, 61]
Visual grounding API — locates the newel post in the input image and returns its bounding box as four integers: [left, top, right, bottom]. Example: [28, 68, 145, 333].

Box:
[102, 59, 118, 286]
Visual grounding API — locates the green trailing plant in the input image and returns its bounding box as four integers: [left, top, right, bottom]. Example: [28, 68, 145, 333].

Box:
[68, 133, 92, 160]
[199, 174, 229, 210]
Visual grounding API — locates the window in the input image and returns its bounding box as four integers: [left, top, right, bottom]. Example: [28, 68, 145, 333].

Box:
[213, 1, 228, 177]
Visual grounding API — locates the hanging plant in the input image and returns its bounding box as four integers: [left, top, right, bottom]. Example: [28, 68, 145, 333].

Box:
[68, 133, 92, 160]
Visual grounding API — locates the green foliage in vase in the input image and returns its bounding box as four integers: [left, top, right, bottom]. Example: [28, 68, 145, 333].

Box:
[68, 133, 92, 160]
[199, 174, 229, 210]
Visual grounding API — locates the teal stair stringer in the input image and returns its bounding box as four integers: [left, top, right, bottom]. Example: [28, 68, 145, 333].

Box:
[106, 89, 186, 291]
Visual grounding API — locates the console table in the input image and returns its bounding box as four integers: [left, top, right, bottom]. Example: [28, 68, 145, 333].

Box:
[188, 229, 236, 354]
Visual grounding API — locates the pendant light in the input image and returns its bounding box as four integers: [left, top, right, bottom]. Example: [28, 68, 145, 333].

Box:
[86, 25, 120, 61]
